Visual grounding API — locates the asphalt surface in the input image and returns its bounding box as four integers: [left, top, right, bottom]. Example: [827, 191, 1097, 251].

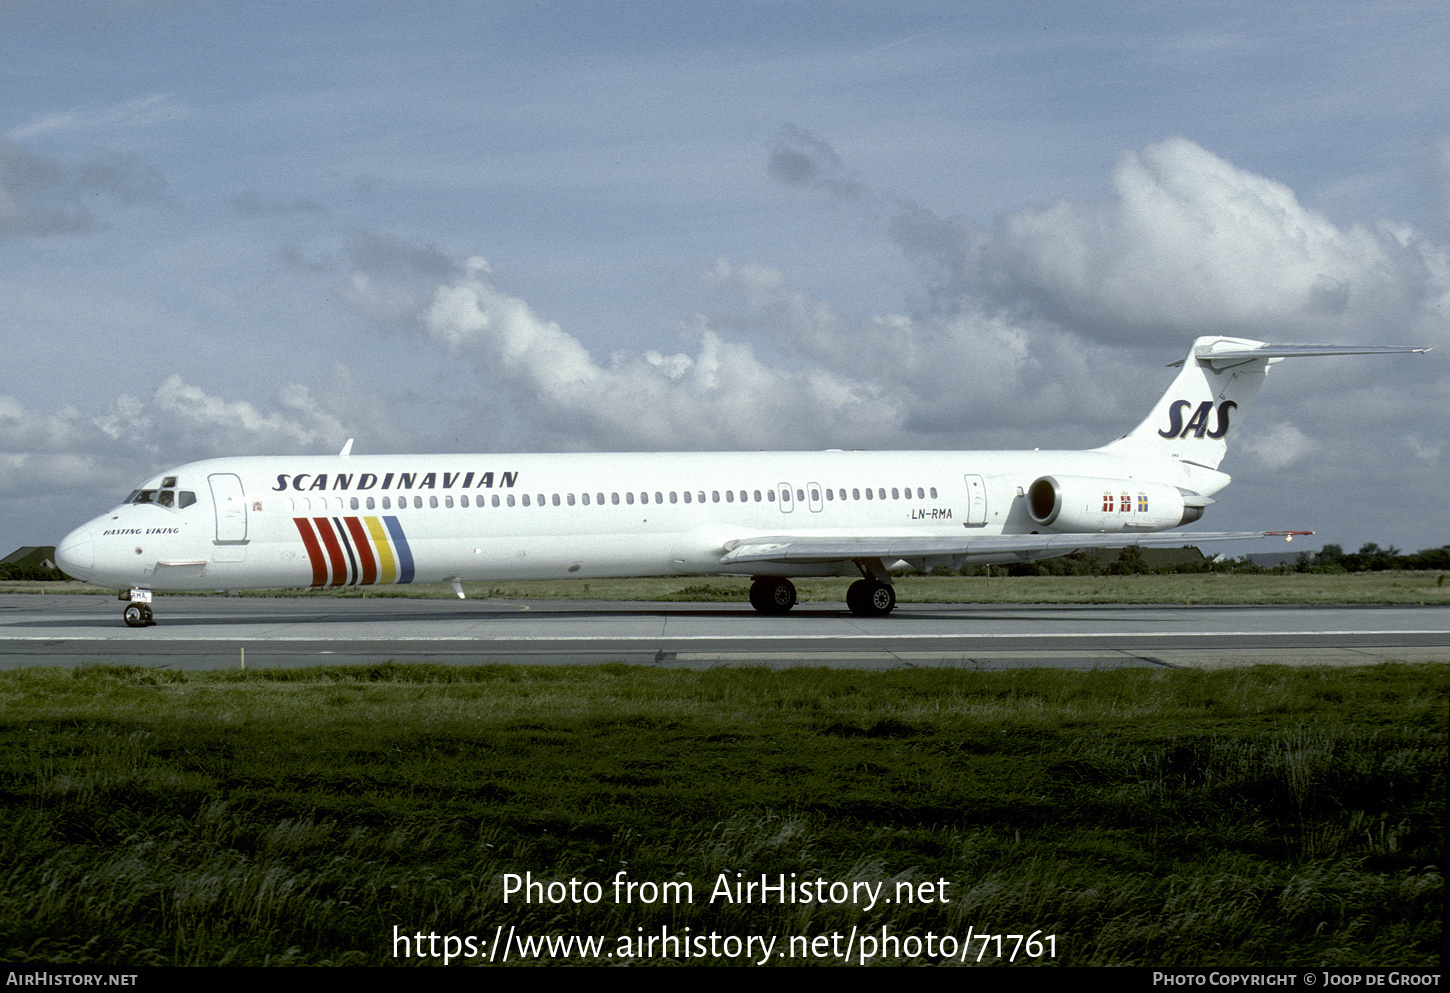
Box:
[1, 593, 1446, 670]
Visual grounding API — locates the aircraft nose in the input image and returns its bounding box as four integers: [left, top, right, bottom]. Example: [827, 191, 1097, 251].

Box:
[55, 526, 94, 582]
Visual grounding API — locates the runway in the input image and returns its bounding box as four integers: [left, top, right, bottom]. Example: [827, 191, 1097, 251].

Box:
[1, 592, 1446, 670]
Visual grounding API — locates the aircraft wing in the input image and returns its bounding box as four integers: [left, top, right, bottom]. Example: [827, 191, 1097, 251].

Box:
[718, 530, 1311, 566]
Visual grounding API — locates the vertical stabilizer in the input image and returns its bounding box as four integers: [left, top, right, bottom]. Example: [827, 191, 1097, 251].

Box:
[1098, 338, 1428, 470]
[1099, 337, 1272, 469]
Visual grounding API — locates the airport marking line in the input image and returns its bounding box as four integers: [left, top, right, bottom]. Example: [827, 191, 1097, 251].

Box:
[6, 630, 1446, 642]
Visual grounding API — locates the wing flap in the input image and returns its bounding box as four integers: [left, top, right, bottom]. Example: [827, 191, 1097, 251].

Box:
[719, 530, 1311, 565]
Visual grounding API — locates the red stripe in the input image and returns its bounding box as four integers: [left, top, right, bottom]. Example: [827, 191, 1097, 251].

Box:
[313, 517, 347, 587]
[293, 518, 328, 587]
[343, 517, 378, 586]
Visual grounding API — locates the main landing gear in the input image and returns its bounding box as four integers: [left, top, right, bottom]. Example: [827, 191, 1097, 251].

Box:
[846, 578, 896, 616]
[746, 572, 898, 616]
[749, 577, 797, 613]
[120, 588, 156, 627]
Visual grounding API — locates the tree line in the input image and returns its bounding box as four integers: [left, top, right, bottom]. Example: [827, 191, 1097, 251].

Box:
[944, 542, 1450, 577]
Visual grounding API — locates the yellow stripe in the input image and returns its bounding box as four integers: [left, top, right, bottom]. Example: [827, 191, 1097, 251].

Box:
[364, 516, 396, 584]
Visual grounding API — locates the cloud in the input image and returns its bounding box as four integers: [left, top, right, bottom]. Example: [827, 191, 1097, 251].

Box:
[765, 130, 1450, 360]
[0, 137, 169, 239]
[767, 124, 871, 203]
[974, 137, 1450, 345]
[0, 376, 355, 501]
[418, 257, 903, 450]
[233, 190, 328, 218]
[7, 94, 186, 142]
[1432, 137, 1450, 231]
[1235, 422, 1319, 471]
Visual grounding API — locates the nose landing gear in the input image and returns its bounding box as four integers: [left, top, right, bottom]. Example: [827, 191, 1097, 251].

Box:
[120, 589, 156, 627]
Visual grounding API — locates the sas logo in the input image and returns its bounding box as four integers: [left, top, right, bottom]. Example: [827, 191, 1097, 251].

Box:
[1158, 399, 1236, 440]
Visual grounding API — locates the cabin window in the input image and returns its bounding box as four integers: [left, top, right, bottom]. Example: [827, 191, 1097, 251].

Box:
[725, 490, 733, 503]
[810, 488, 820, 502]
[825, 489, 833, 501]
[683, 491, 692, 503]
[752, 490, 761, 502]
[711, 491, 720, 503]
[522, 494, 531, 507]
[796, 489, 804, 502]
[349, 497, 358, 510]
[582, 493, 590, 505]
[493, 495, 501, 507]
[626, 492, 635, 505]
[460, 495, 469, 508]
[656, 492, 664, 504]
[864, 488, 872, 500]
[552, 494, 560, 506]
[765, 489, 774, 501]
[538, 494, 546, 507]
[670, 491, 677, 504]
[427, 496, 436, 509]
[507, 495, 516, 507]
[611, 493, 620, 505]
[567, 493, 575, 506]
[892, 488, 899, 500]
[640, 492, 649, 505]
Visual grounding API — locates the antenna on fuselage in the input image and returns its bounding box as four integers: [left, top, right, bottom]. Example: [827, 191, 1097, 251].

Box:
[339, 439, 354, 457]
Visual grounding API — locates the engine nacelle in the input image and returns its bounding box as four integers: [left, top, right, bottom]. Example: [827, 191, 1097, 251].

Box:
[1026, 475, 1209, 532]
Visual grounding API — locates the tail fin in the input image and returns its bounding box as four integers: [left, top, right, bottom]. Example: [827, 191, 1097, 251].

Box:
[1098, 336, 1429, 470]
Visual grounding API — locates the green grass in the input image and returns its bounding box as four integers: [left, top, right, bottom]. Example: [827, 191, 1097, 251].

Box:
[0, 662, 1443, 966]
[7, 570, 1449, 604]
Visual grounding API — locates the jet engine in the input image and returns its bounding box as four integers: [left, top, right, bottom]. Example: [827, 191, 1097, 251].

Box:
[1026, 475, 1211, 532]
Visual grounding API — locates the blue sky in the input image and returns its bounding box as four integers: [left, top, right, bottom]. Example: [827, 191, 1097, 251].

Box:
[2, 1, 1447, 557]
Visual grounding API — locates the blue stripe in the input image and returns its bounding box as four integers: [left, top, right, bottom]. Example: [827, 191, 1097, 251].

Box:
[384, 516, 414, 584]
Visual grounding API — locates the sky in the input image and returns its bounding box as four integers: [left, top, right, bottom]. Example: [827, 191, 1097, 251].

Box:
[2, 1, 1447, 559]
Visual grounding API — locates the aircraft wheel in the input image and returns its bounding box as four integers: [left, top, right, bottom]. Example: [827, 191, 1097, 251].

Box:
[749, 577, 797, 613]
[847, 579, 895, 616]
[123, 604, 147, 628]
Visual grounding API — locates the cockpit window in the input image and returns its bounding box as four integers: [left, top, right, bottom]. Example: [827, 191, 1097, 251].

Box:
[126, 484, 194, 509]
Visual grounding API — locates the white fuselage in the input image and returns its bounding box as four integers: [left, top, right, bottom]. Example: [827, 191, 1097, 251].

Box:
[55, 448, 1226, 592]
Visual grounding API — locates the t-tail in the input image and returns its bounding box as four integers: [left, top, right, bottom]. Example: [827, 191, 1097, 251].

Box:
[1097, 336, 1430, 470]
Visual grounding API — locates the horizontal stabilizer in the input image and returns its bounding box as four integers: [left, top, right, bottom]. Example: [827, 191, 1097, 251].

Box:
[1175, 342, 1430, 369]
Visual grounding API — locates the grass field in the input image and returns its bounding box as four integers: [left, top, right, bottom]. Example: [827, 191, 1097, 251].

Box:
[5, 569, 1449, 604]
[0, 662, 1443, 966]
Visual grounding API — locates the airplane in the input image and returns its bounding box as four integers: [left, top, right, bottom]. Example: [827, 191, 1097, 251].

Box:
[54, 336, 1427, 627]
